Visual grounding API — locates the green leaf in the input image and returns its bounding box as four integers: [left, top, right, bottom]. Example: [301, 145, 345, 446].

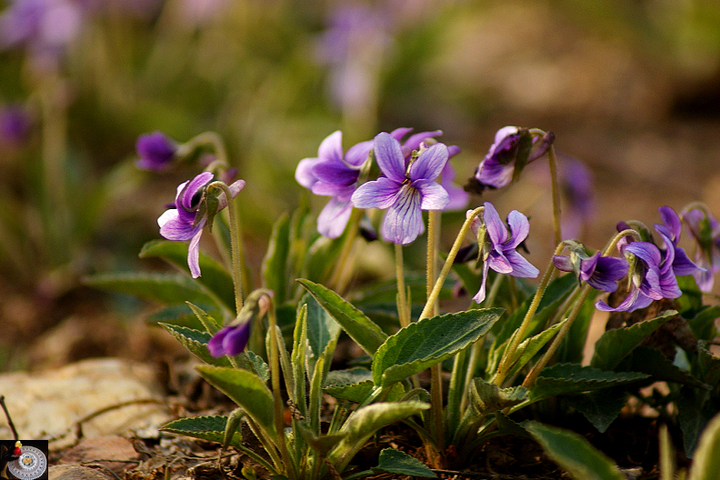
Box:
[688, 306, 720, 342]
[688, 412, 720, 480]
[261, 212, 291, 305]
[489, 273, 577, 372]
[558, 289, 598, 364]
[196, 365, 276, 437]
[297, 279, 387, 356]
[85, 272, 218, 307]
[186, 302, 222, 334]
[504, 319, 567, 381]
[590, 310, 676, 371]
[323, 368, 405, 403]
[628, 346, 709, 389]
[371, 448, 437, 478]
[563, 388, 629, 433]
[160, 323, 231, 367]
[328, 401, 430, 469]
[139, 240, 235, 311]
[468, 378, 528, 415]
[524, 421, 625, 480]
[529, 363, 648, 402]
[301, 293, 340, 361]
[161, 415, 242, 447]
[677, 384, 714, 457]
[146, 304, 216, 330]
[372, 308, 503, 388]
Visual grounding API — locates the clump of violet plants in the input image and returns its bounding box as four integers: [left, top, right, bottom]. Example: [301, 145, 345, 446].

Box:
[89, 126, 720, 480]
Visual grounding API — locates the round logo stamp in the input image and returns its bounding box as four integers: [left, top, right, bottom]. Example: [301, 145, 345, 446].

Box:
[7, 446, 47, 480]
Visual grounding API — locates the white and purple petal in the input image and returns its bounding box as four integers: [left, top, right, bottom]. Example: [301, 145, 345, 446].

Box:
[381, 184, 423, 244]
[373, 132, 407, 183]
[409, 143, 448, 182]
[351, 176, 401, 210]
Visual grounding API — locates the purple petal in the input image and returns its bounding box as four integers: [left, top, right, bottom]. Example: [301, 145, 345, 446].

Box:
[317, 198, 353, 238]
[180, 172, 214, 211]
[414, 180, 449, 210]
[476, 160, 514, 189]
[344, 139, 374, 166]
[318, 130, 344, 164]
[188, 224, 206, 278]
[158, 209, 203, 241]
[351, 177, 400, 209]
[505, 210, 530, 248]
[313, 160, 359, 186]
[136, 132, 177, 171]
[553, 255, 574, 272]
[296, 157, 323, 189]
[374, 132, 407, 183]
[472, 262, 491, 304]
[409, 143, 448, 182]
[658, 206, 682, 242]
[483, 202, 508, 246]
[381, 184, 423, 244]
[402, 129, 443, 153]
[487, 250, 514, 275]
[625, 242, 662, 268]
[504, 250, 539, 278]
[208, 322, 252, 357]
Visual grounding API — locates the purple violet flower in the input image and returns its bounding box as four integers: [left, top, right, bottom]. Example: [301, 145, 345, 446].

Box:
[596, 232, 681, 312]
[295, 130, 373, 238]
[0, 105, 31, 147]
[351, 132, 449, 244]
[471, 202, 539, 303]
[681, 206, 720, 292]
[655, 206, 702, 277]
[553, 246, 628, 293]
[389, 127, 468, 211]
[468, 126, 553, 193]
[136, 131, 178, 172]
[208, 321, 251, 357]
[158, 171, 245, 278]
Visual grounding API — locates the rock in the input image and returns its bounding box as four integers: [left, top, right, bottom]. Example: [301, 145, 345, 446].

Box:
[49, 464, 114, 480]
[58, 435, 141, 475]
[0, 358, 171, 450]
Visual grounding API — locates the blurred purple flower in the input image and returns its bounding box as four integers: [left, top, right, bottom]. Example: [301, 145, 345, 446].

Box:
[0, 106, 31, 146]
[135, 131, 178, 172]
[158, 171, 245, 278]
[468, 127, 553, 193]
[559, 157, 594, 239]
[0, 0, 82, 68]
[295, 130, 373, 238]
[681, 206, 720, 292]
[351, 132, 449, 244]
[471, 202, 539, 303]
[208, 321, 251, 357]
[553, 248, 628, 293]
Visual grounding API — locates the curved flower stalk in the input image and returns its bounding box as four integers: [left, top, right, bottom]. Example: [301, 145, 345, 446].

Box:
[470, 202, 539, 303]
[682, 204, 720, 292]
[158, 171, 245, 278]
[351, 132, 450, 245]
[295, 130, 373, 238]
[553, 241, 628, 293]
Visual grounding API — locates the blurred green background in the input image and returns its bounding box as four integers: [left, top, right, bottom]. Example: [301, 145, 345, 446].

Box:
[1, 0, 719, 370]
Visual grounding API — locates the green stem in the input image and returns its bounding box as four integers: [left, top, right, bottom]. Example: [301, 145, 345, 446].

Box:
[419, 206, 484, 321]
[267, 299, 295, 479]
[426, 210, 444, 449]
[522, 283, 593, 388]
[395, 242, 411, 328]
[178, 131, 230, 167]
[493, 242, 565, 386]
[209, 182, 245, 314]
[328, 207, 362, 292]
[547, 145, 562, 248]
